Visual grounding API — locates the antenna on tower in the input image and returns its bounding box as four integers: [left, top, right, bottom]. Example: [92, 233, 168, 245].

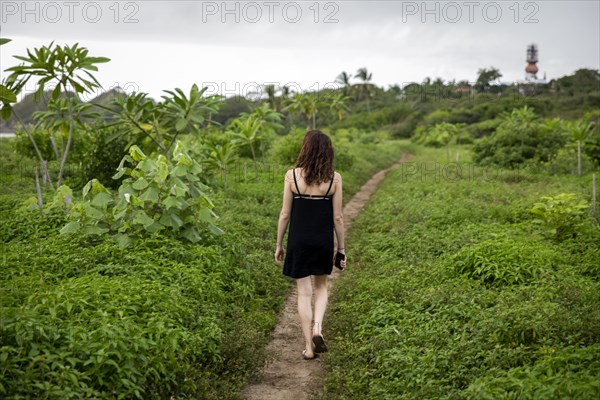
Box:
[525, 44, 539, 81]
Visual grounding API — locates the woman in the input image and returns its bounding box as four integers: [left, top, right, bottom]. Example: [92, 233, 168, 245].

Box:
[274, 129, 347, 360]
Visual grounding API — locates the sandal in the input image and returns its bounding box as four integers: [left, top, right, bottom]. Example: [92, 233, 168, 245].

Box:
[302, 350, 318, 360]
[312, 335, 328, 353]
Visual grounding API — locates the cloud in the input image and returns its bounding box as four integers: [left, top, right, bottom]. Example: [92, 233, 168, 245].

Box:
[1, 1, 598, 99]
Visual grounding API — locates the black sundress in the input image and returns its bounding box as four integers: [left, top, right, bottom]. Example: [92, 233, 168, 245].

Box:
[283, 169, 335, 279]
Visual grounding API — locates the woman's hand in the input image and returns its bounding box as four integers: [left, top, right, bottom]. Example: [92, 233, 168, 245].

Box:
[340, 254, 347, 270]
[338, 248, 347, 271]
[275, 244, 285, 266]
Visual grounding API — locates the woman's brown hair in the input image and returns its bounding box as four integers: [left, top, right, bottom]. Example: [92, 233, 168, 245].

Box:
[295, 130, 334, 186]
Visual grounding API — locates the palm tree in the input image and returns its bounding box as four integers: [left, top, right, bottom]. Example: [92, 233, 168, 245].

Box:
[326, 92, 351, 121]
[283, 92, 321, 129]
[227, 117, 262, 176]
[203, 140, 239, 188]
[335, 71, 352, 96]
[264, 84, 278, 111]
[229, 104, 283, 174]
[354, 67, 373, 113]
[568, 119, 595, 176]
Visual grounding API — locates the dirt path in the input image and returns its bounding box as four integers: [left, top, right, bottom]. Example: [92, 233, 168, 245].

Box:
[241, 153, 413, 400]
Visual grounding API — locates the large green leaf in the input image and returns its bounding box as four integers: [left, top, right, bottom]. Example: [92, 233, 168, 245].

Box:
[139, 186, 159, 203]
[60, 221, 80, 235]
[132, 177, 149, 190]
[91, 192, 113, 208]
[84, 225, 110, 235]
[181, 226, 202, 243]
[0, 84, 17, 104]
[133, 210, 154, 228]
[208, 224, 224, 235]
[175, 118, 187, 132]
[114, 233, 131, 249]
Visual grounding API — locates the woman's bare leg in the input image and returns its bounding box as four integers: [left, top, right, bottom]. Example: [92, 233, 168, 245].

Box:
[296, 276, 314, 357]
[312, 275, 328, 337]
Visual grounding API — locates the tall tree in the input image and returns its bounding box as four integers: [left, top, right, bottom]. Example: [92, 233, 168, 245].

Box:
[568, 119, 595, 176]
[335, 71, 352, 96]
[475, 67, 502, 92]
[354, 67, 373, 113]
[4, 41, 110, 187]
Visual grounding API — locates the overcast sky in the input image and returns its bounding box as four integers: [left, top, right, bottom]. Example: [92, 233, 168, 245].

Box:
[1, 0, 598, 101]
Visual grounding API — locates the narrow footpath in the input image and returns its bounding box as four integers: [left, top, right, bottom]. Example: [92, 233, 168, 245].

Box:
[241, 153, 413, 400]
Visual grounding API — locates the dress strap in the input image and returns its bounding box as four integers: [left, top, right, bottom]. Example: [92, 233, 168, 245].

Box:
[323, 173, 335, 199]
[292, 169, 302, 196]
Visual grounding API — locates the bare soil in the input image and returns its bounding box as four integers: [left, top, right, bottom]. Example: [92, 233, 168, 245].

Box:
[241, 153, 413, 400]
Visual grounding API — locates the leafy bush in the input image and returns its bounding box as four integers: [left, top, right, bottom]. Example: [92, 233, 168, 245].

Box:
[330, 103, 415, 131]
[79, 125, 130, 188]
[270, 128, 305, 167]
[61, 142, 222, 247]
[473, 108, 568, 169]
[411, 122, 461, 148]
[547, 143, 597, 175]
[466, 344, 600, 399]
[14, 124, 89, 163]
[386, 110, 423, 138]
[323, 145, 600, 399]
[448, 236, 558, 286]
[529, 193, 590, 241]
[465, 118, 502, 138]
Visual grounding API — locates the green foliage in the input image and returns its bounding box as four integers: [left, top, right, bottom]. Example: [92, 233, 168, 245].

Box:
[475, 67, 502, 92]
[473, 107, 568, 169]
[3, 41, 109, 187]
[1, 130, 412, 399]
[61, 142, 222, 247]
[323, 146, 600, 399]
[96, 85, 223, 157]
[529, 193, 590, 241]
[465, 118, 502, 138]
[80, 125, 130, 189]
[411, 122, 462, 148]
[554, 68, 600, 95]
[449, 237, 557, 286]
[331, 103, 415, 132]
[466, 344, 600, 399]
[271, 128, 305, 166]
[227, 104, 283, 170]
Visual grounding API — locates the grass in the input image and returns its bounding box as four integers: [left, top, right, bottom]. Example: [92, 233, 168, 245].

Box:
[0, 133, 414, 398]
[322, 144, 600, 399]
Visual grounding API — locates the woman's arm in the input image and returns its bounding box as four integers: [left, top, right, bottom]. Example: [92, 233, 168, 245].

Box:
[275, 170, 293, 266]
[332, 172, 345, 253]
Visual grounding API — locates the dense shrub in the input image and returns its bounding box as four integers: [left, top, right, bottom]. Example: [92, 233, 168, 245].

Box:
[465, 118, 502, 138]
[473, 108, 568, 168]
[60, 142, 222, 247]
[410, 122, 461, 148]
[323, 145, 600, 399]
[529, 193, 591, 241]
[448, 236, 559, 286]
[14, 124, 91, 165]
[270, 128, 304, 167]
[330, 103, 415, 132]
[79, 125, 130, 188]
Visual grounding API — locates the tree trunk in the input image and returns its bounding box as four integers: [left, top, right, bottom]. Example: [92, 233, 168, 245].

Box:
[34, 166, 43, 213]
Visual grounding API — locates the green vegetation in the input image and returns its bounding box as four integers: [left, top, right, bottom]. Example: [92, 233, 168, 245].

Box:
[0, 128, 409, 398]
[1, 37, 599, 399]
[322, 145, 600, 399]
